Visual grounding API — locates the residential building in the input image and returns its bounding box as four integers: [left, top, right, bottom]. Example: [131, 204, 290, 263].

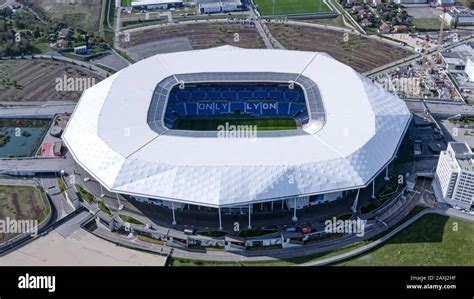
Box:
[433, 142, 474, 210]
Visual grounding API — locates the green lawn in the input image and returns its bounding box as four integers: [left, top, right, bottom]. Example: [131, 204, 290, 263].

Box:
[119, 214, 144, 225]
[121, 0, 132, 7]
[412, 18, 442, 32]
[98, 201, 113, 216]
[339, 214, 474, 266]
[173, 116, 297, 131]
[255, 0, 331, 16]
[75, 185, 95, 204]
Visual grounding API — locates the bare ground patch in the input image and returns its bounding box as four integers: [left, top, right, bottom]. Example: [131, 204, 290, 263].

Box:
[268, 23, 413, 73]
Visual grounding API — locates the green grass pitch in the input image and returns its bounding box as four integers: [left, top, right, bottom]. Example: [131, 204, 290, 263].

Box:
[172, 116, 298, 131]
[255, 0, 332, 16]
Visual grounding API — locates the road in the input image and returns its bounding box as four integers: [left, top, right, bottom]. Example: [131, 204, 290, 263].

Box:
[0, 102, 75, 118]
[36, 175, 74, 219]
[0, 157, 75, 176]
[113, 1, 132, 66]
[32, 55, 110, 78]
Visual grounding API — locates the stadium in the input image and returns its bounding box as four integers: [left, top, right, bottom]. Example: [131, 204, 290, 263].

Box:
[63, 46, 412, 229]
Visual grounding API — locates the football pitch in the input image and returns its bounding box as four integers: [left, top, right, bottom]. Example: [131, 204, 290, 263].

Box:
[172, 116, 298, 131]
[255, 0, 332, 16]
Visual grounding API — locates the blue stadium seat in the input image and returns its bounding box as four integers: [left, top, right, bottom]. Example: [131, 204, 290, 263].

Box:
[186, 103, 198, 115]
[166, 84, 309, 122]
[208, 91, 221, 100]
[278, 103, 290, 115]
[254, 91, 267, 99]
[238, 91, 253, 101]
[173, 103, 186, 116]
[222, 91, 237, 101]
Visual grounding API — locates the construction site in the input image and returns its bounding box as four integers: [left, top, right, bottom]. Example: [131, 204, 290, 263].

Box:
[372, 10, 472, 101]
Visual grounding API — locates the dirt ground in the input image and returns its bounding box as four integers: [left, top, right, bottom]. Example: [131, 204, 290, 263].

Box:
[121, 23, 266, 52]
[0, 185, 48, 243]
[268, 23, 413, 73]
[22, 0, 103, 32]
[0, 59, 103, 101]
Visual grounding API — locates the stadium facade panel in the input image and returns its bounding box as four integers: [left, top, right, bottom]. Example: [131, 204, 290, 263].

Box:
[63, 46, 412, 208]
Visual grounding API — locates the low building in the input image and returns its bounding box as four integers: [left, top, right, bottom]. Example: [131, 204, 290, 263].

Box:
[166, 230, 189, 248]
[53, 142, 63, 157]
[393, 24, 407, 33]
[131, 0, 184, 10]
[441, 42, 474, 74]
[392, 0, 429, 4]
[95, 211, 115, 231]
[436, 0, 455, 6]
[224, 236, 246, 251]
[360, 18, 372, 27]
[441, 51, 467, 71]
[74, 46, 88, 55]
[378, 22, 391, 34]
[466, 57, 474, 82]
[58, 28, 70, 39]
[281, 231, 304, 248]
[433, 142, 474, 210]
[50, 126, 63, 138]
[198, 0, 242, 14]
[200, 2, 221, 13]
[442, 7, 474, 27]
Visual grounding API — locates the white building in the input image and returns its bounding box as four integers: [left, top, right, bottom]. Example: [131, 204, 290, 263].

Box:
[392, 0, 453, 4]
[131, 0, 183, 10]
[466, 57, 474, 82]
[442, 7, 474, 27]
[63, 46, 411, 227]
[433, 142, 474, 210]
[392, 0, 429, 4]
[198, 0, 242, 14]
[436, 0, 455, 6]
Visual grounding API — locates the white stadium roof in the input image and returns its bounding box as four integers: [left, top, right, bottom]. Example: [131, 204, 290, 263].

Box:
[63, 46, 411, 208]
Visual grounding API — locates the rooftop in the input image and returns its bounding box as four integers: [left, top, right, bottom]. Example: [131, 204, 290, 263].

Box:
[63, 46, 411, 207]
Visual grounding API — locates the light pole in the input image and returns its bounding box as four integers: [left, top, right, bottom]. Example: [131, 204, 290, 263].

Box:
[99, 184, 105, 198]
[116, 193, 124, 211]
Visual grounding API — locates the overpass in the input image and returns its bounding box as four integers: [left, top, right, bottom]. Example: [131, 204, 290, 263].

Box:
[0, 157, 75, 176]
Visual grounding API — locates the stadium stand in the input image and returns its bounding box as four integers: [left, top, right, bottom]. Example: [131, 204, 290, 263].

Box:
[164, 83, 309, 128]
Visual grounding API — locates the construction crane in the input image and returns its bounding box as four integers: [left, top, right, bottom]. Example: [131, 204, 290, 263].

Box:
[421, 32, 431, 72]
[435, 7, 448, 64]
